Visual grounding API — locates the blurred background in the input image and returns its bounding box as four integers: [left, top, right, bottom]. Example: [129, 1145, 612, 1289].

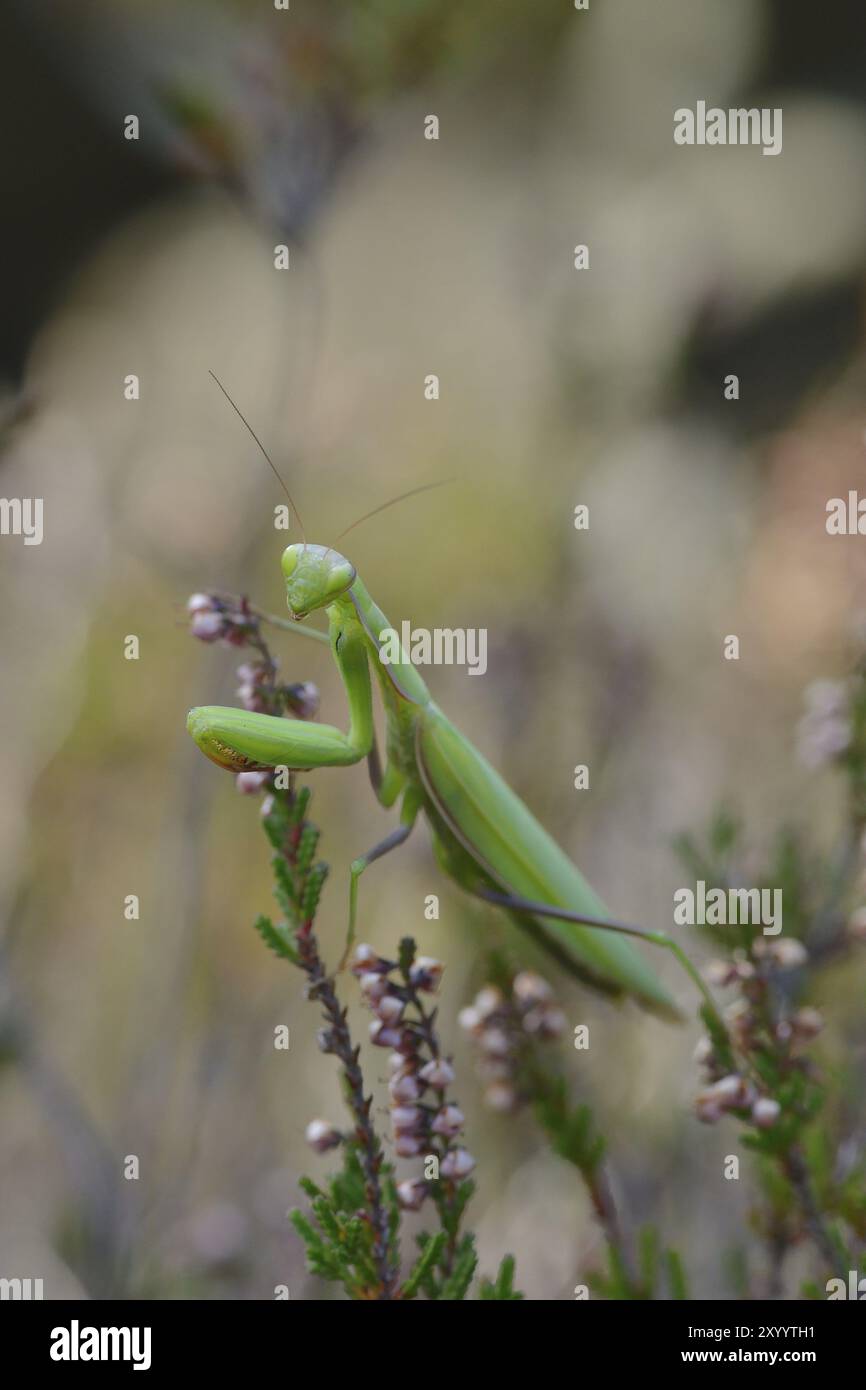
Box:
[1, 0, 865, 1300]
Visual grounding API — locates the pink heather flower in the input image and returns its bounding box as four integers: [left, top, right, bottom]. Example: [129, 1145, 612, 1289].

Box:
[440, 1147, 476, 1179]
[791, 1007, 823, 1040]
[704, 959, 738, 988]
[190, 610, 224, 642]
[394, 1133, 424, 1158]
[236, 662, 266, 685]
[351, 944, 390, 976]
[512, 971, 553, 1008]
[391, 1106, 423, 1134]
[709, 1074, 751, 1109]
[360, 972, 390, 1003]
[187, 593, 217, 614]
[523, 1005, 567, 1039]
[477, 1057, 512, 1082]
[396, 1178, 429, 1212]
[458, 1005, 482, 1034]
[237, 683, 267, 713]
[751, 1097, 781, 1129]
[418, 1058, 456, 1090]
[235, 771, 271, 795]
[473, 986, 505, 1020]
[484, 1081, 519, 1112]
[284, 682, 320, 721]
[409, 956, 444, 992]
[693, 1036, 714, 1066]
[478, 1027, 510, 1058]
[369, 1020, 403, 1049]
[753, 937, 808, 970]
[389, 1072, 422, 1104]
[374, 995, 405, 1026]
[431, 1104, 464, 1138]
[304, 1119, 342, 1154]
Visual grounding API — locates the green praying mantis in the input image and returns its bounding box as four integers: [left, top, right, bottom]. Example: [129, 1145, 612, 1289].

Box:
[187, 379, 718, 1022]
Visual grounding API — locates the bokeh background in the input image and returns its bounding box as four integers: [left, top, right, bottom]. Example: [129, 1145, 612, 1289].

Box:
[1, 0, 865, 1300]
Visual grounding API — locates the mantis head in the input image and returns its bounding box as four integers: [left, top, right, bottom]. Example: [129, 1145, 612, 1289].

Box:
[281, 543, 356, 619]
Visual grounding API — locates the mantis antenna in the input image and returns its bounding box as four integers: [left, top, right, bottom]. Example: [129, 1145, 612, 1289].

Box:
[208, 370, 306, 542]
[332, 479, 454, 546]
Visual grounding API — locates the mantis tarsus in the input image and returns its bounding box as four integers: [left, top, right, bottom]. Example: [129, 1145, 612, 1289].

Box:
[187, 380, 712, 1022]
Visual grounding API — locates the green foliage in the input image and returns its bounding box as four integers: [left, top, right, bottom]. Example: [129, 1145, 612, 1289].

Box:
[254, 785, 330, 963]
[588, 1227, 689, 1301]
[401, 1232, 448, 1300]
[533, 1080, 605, 1176]
[253, 913, 300, 965]
[479, 1254, 523, 1300]
[290, 1144, 387, 1299]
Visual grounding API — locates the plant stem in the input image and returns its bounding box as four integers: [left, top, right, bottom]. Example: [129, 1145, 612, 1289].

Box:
[781, 1147, 848, 1274]
[295, 923, 397, 1299]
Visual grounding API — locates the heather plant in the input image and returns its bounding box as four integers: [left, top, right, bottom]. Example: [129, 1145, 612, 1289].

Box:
[187, 590, 865, 1300]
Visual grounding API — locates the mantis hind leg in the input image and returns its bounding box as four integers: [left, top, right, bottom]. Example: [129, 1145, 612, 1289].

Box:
[474, 886, 712, 1022]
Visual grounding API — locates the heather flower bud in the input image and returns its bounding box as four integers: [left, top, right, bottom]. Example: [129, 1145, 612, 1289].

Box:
[440, 1147, 476, 1179]
[369, 1020, 403, 1049]
[474, 986, 505, 1019]
[761, 938, 808, 970]
[693, 1035, 714, 1066]
[237, 685, 265, 713]
[187, 593, 217, 614]
[394, 1133, 424, 1158]
[704, 959, 737, 987]
[396, 1178, 429, 1211]
[694, 1093, 724, 1124]
[236, 662, 266, 685]
[751, 1097, 781, 1129]
[724, 998, 754, 1043]
[235, 770, 271, 795]
[458, 1005, 482, 1033]
[190, 610, 224, 642]
[374, 994, 405, 1026]
[513, 971, 553, 1008]
[418, 1058, 456, 1089]
[478, 1027, 510, 1058]
[316, 1028, 337, 1054]
[389, 1072, 422, 1104]
[431, 1104, 464, 1138]
[352, 944, 386, 975]
[409, 956, 444, 992]
[523, 1005, 567, 1039]
[484, 1081, 519, 1112]
[791, 1006, 823, 1039]
[284, 681, 320, 721]
[305, 1119, 342, 1154]
[710, 1074, 750, 1109]
[360, 972, 390, 1003]
[477, 1057, 512, 1082]
[391, 1105, 424, 1134]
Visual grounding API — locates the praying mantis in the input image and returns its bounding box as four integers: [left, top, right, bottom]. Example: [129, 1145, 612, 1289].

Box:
[186, 380, 714, 1021]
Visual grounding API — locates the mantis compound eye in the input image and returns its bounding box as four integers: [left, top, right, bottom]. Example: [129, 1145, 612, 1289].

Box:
[280, 544, 301, 580]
